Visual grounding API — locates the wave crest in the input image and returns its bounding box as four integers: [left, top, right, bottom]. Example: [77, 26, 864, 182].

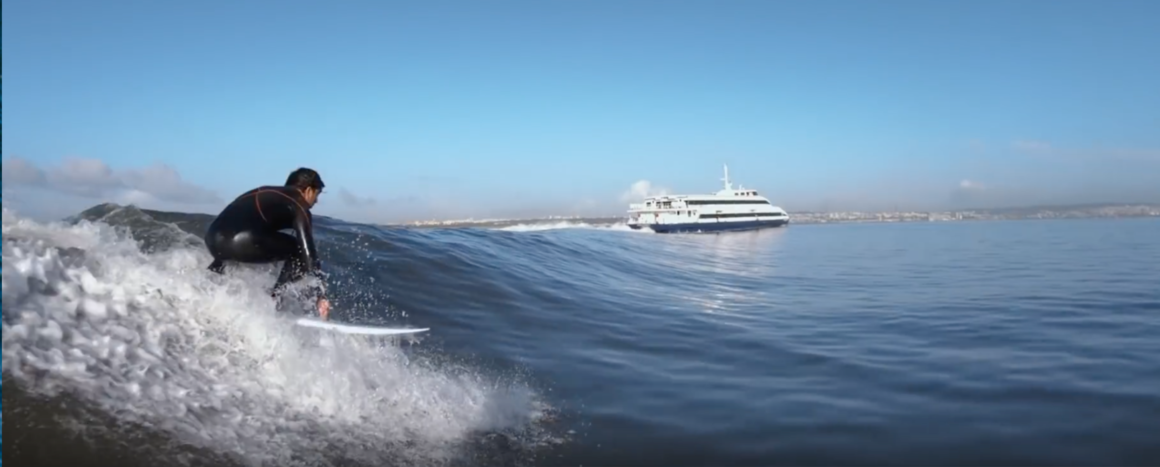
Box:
[2, 207, 551, 467]
[497, 220, 646, 233]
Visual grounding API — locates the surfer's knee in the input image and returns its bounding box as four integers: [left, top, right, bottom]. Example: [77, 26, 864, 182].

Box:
[208, 259, 226, 274]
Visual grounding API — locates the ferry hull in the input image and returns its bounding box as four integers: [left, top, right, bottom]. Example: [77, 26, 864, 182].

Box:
[641, 218, 788, 234]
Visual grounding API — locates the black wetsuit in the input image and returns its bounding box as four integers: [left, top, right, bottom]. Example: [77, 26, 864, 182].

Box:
[204, 185, 325, 300]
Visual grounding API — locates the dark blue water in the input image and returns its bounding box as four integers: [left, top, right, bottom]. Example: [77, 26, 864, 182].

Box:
[4, 205, 1160, 466]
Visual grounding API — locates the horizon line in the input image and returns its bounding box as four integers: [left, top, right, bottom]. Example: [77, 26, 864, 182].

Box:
[50, 200, 1160, 226]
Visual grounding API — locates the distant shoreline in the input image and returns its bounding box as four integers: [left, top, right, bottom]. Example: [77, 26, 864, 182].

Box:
[394, 203, 1160, 229]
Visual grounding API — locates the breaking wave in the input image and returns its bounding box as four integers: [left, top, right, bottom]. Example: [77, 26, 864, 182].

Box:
[2, 206, 557, 467]
[496, 220, 646, 233]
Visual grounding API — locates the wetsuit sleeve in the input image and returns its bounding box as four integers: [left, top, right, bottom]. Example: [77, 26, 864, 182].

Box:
[292, 209, 326, 298]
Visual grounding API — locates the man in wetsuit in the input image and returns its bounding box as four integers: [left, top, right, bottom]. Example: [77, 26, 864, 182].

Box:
[204, 167, 331, 319]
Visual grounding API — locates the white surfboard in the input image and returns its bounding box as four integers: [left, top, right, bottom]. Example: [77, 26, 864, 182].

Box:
[294, 317, 430, 335]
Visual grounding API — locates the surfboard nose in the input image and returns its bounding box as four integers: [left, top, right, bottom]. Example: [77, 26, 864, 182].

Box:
[294, 316, 430, 335]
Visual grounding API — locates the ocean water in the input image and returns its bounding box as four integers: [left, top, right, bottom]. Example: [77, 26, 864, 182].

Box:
[4, 204, 1160, 466]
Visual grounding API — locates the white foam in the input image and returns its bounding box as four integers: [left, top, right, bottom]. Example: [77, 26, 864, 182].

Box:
[2, 208, 549, 466]
[497, 221, 649, 233]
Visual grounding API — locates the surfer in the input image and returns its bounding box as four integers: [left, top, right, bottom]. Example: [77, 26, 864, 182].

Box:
[204, 167, 331, 319]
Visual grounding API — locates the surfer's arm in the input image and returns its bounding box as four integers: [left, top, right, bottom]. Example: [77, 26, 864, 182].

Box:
[292, 210, 330, 314]
[291, 209, 323, 274]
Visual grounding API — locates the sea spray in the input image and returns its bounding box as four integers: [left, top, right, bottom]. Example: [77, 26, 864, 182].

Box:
[2, 207, 548, 467]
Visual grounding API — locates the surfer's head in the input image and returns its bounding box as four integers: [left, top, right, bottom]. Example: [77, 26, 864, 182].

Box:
[286, 167, 326, 207]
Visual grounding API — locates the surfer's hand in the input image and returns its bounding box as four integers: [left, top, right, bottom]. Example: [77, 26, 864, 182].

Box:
[317, 298, 331, 320]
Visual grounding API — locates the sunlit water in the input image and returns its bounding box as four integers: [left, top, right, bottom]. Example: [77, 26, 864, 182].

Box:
[4, 204, 1160, 466]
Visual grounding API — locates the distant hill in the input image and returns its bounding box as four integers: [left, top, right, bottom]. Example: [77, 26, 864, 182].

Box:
[953, 202, 1160, 214]
[786, 202, 1160, 215]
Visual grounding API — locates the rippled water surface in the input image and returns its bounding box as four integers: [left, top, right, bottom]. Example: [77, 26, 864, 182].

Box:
[4, 206, 1160, 466]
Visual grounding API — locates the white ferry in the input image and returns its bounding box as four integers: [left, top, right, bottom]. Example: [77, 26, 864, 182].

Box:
[626, 164, 790, 234]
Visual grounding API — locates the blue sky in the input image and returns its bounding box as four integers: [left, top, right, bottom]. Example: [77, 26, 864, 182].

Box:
[4, 0, 1160, 222]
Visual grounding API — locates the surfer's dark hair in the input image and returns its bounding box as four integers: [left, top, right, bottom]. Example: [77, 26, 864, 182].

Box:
[285, 167, 325, 191]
